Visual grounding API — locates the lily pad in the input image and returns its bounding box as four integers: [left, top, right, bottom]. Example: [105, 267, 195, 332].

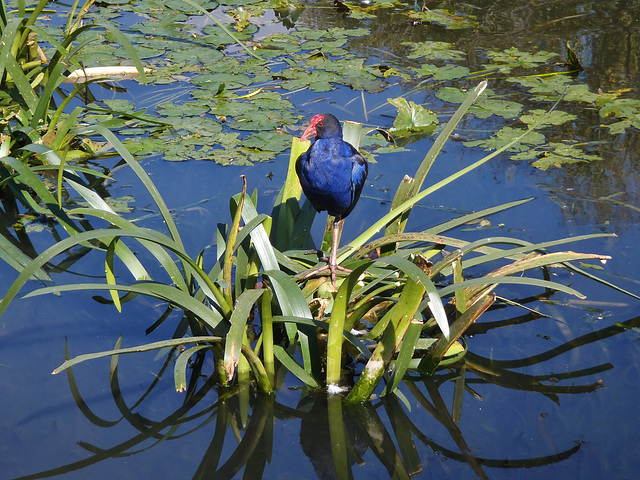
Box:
[437, 88, 522, 119]
[464, 127, 546, 152]
[486, 47, 558, 69]
[388, 97, 438, 136]
[519, 109, 577, 127]
[56, 0, 634, 172]
[403, 41, 466, 61]
[511, 142, 602, 170]
[433, 65, 470, 81]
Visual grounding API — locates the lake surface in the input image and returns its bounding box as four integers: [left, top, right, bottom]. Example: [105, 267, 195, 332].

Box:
[1, 1, 639, 479]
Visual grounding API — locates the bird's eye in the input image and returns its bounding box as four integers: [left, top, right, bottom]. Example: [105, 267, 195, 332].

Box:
[318, 121, 323, 126]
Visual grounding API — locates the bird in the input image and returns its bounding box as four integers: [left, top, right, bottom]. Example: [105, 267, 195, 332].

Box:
[295, 113, 368, 286]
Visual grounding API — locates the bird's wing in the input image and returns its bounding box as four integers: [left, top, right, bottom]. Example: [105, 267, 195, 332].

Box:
[350, 151, 368, 204]
[295, 148, 308, 179]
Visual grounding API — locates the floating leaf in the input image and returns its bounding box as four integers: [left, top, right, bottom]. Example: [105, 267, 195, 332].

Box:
[506, 74, 573, 99]
[513, 142, 603, 170]
[156, 102, 210, 117]
[474, 98, 523, 119]
[279, 67, 335, 92]
[410, 64, 439, 78]
[402, 41, 466, 61]
[388, 97, 438, 135]
[604, 120, 638, 135]
[519, 109, 577, 127]
[438, 87, 523, 119]
[436, 86, 468, 104]
[486, 47, 558, 68]
[464, 127, 546, 152]
[599, 99, 640, 118]
[433, 65, 470, 81]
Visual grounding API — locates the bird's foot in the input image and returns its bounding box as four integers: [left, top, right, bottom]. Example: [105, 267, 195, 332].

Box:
[297, 261, 352, 287]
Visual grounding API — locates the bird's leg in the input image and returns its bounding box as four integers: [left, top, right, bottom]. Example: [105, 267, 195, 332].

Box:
[298, 218, 352, 286]
[304, 216, 343, 261]
[327, 218, 341, 286]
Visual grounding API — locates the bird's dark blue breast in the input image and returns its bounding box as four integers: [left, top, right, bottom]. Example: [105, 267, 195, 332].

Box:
[296, 136, 367, 219]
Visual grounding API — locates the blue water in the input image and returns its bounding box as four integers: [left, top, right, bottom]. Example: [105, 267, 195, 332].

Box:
[2, 1, 640, 479]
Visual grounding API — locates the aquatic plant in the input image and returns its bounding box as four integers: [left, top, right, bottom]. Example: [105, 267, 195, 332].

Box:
[2, 0, 638, 407]
[2, 76, 630, 407]
[12, 0, 631, 171]
[0, 0, 149, 281]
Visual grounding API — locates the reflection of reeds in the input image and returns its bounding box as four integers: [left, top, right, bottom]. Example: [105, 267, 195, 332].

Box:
[16, 292, 637, 479]
[31, 305, 628, 480]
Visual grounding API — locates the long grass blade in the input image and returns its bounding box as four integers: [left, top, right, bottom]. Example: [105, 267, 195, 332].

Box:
[263, 269, 319, 379]
[347, 278, 425, 404]
[326, 263, 369, 385]
[259, 289, 275, 385]
[223, 180, 246, 300]
[418, 294, 494, 375]
[3, 154, 80, 235]
[26, 282, 228, 334]
[175, 345, 211, 392]
[375, 255, 449, 338]
[383, 318, 422, 396]
[0, 19, 38, 109]
[99, 23, 147, 83]
[0, 231, 50, 281]
[461, 234, 615, 269]
[105, 237, 122, 313]
[241, 194, 279, 271]
[437, 275, 586, 299]
[223, 289, 265, 380]
[75, 125, 185, 248]
[339, 93, 567, 263]
[17, 143, 151, 282]
[386, 80, 488, 236]
[53, 336, 223, 374]
[272, 345, 319, 388]
[68, 207, 188, 291]
[272, 137, 306, 249]
[0, 228, 229, 318]
[0, 0, 7, 25]
[563, 262, 640, 301]
[273, 315, 371, 360]
[245, 197, 321, 378]
[31, 60, 67, 129]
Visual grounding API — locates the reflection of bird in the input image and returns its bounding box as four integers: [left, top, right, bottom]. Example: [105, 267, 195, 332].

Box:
[296, 113, 368, 286]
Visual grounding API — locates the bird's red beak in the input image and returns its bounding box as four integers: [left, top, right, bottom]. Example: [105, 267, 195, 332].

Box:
[300, 114, 324, 142]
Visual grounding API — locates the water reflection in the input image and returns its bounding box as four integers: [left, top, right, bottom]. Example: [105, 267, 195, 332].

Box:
[13, 308, 639, 480]
[290, 1, 639, 89]
[289, 0, 640, 236]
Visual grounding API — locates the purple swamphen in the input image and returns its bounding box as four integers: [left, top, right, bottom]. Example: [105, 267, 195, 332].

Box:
[296, 113, 368, 286]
